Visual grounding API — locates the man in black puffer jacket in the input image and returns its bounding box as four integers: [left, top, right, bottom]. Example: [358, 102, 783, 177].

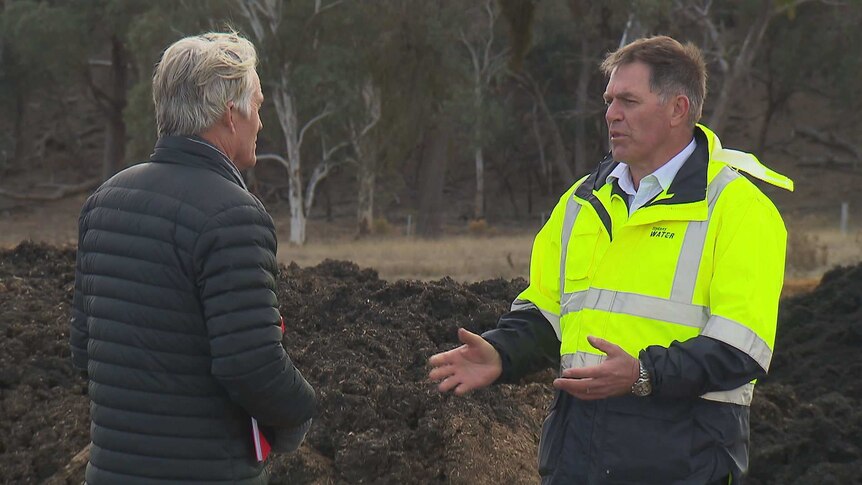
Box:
[69, 31, 315, 484]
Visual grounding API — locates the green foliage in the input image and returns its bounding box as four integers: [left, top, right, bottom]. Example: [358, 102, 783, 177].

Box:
[0, 0, 858, 219]
[498, 0, 536, 71]
[3, 1, 86, 88]
[124, 80, 157, 162]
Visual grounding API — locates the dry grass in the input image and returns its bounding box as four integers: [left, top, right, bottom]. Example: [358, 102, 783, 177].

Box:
[279, 234, 533, 283]
[2, 196, 861, 293]
[280, 223, 862, 297]
[785, 226, 862, 279]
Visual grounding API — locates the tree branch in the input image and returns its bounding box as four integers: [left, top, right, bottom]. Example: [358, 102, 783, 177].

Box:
[255, 153, 291, 171]
[298, 106, 333, 150]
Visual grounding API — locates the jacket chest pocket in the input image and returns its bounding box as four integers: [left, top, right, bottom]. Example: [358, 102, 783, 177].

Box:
[563, 228, 602, 290]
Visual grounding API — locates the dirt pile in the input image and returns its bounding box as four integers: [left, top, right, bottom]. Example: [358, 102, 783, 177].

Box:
[0, 243, 90, 484]
[266, 260, 550, 484]
[1, 242, 860, 484]
[0, 242, 550, 484]
[748, 265, 862, 485]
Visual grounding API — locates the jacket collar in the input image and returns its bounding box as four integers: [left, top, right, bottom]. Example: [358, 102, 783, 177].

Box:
[648, 127, 709, 207]
[574, 126, 712, 236]
[150, 135, 248, 190]
[580, 126, 710, 207]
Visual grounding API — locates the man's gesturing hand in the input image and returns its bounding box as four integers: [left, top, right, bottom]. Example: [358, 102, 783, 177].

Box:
[428, 328, 502, 395]
[553, 335, 640, 400]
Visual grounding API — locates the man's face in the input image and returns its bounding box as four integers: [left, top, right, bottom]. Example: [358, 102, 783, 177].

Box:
[232, 71, 264, 170]
[603, 61, 674, 169]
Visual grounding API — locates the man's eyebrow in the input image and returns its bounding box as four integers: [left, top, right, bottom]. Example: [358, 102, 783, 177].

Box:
[606, 90, 639, 101]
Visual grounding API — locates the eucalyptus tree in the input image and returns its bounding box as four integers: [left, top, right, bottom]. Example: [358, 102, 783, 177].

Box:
[459, 0, 508, 220]
[331, 0, 466, 237]
[2, 0, 177, 181]
[672, 0, 836, 133]
[237, 0, 364, 245]
[1, 0, 88, 172]
[755, 1, 862, 158]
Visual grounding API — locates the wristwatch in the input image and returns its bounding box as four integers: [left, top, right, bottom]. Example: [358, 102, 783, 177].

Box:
[631, 359, 653, 397]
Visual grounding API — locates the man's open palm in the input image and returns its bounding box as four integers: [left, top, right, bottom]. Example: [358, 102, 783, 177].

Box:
[428, 328, 502, 395]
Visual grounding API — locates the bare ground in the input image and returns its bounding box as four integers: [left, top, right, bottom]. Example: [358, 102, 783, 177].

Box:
[1, 242, 861, 484]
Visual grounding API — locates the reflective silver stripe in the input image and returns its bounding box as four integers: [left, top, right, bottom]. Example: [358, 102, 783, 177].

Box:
[510, 299, 536, 312]
[701, 383, 754, 406]
[562, 288, 709, 329]
[670, 167, 740, 302]
[541, 309, 562, 341]
[551, 166, 762, 406]
[510, 299, 562, 341]
[702, 315, 773, 371]
[560, 289, 588, 316]
[560, 351, 605, 372]
[559, 194, 583, 297]
[564, 351, 754, 405]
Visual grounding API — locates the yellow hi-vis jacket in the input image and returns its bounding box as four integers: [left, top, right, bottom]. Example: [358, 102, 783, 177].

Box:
[482, 125, 792, 483]
[516, 125, 790, 406]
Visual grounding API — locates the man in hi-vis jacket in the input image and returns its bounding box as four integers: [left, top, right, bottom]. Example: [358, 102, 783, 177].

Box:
[429, 35, 792, 484]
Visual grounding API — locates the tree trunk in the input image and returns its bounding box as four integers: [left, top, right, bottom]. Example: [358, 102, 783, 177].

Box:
[101, 35, 127, 180]
[546, 101, 573, 186]
[572, 36, 591, 178]
[701, 1, 774, 133]
[521, 73, 574, 185]
[357, 164, 375, 235]
[472, 79, 486, 220]
[353, 79, 382, 236]
[416, 123, 450, 238]
[274, 82, 307, 245]
[13, 93, 25, 162]
[530, 102, 551, 195]
[102, 114, 126, 180]
[473, 145, 485, 219]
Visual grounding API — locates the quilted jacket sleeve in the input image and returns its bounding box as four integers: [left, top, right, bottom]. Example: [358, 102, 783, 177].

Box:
[194, 202, 316, 428]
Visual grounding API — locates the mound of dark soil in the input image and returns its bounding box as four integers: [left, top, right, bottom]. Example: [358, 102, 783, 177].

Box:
[267, 260, 549, 484]
[0, 242, 549, 484]
[748, 265, 862, 485]
[1, 241, 860, 484]
[0, 243, 90, 484]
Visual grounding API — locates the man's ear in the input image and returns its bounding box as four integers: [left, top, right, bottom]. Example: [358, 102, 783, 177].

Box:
[221, 101, 237, 133]
[670, 95, 690, 128]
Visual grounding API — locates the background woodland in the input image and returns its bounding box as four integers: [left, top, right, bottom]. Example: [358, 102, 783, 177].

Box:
[1, 0, 861, 245]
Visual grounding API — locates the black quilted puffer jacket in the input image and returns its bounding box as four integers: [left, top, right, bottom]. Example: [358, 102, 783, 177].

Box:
[70, 136, 315, 484]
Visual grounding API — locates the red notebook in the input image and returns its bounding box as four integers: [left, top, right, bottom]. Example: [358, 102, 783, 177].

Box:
[251, 417, 271, 462]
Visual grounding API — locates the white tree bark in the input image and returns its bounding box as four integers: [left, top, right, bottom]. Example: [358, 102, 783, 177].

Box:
[460, 0, 507, 220]
[237, 0, 345, 245]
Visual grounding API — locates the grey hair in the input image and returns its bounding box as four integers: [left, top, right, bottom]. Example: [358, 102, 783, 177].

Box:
[153, 31, 258, 137]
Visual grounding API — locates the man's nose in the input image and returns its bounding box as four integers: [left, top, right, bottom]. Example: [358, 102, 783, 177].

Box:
[605, 100, 622, 123]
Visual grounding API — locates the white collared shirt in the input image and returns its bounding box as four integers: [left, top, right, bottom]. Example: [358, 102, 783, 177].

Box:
[607, 138, 696, 216]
